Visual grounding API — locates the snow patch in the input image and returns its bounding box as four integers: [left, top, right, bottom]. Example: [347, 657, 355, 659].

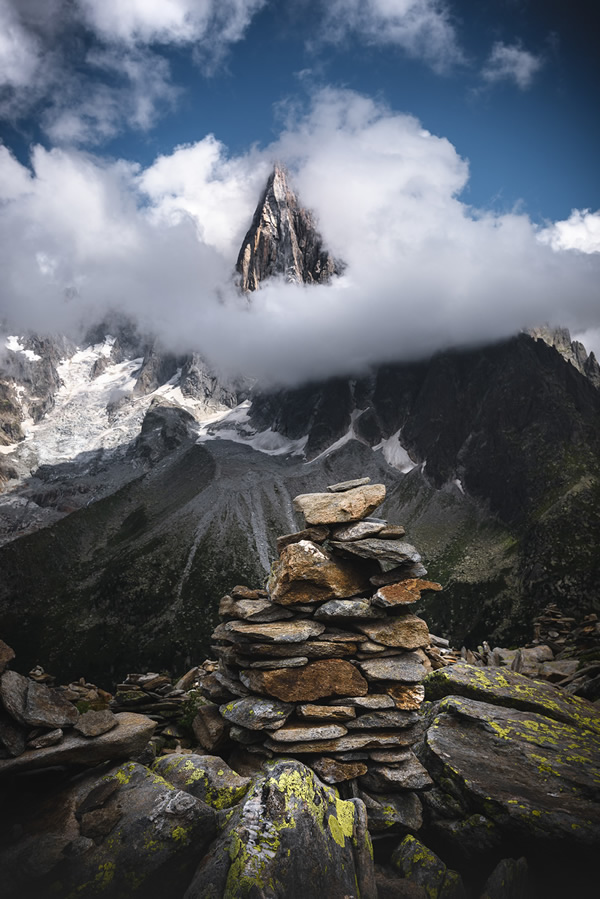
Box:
[197, 401, 308, 456]
[374, 429, 417, 473]
[6, 336, 42, 362]
[453, 478, 465, 495]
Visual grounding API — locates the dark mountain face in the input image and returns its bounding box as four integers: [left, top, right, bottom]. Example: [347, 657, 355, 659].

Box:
[236, 164, 343, 292]
[0, 167, 599, 683]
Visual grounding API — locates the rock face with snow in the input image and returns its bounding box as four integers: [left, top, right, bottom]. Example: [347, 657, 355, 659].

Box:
[236, 164, 343, 292]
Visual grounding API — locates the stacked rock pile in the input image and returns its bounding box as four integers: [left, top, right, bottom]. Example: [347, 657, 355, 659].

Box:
[207, 477, 444, 828]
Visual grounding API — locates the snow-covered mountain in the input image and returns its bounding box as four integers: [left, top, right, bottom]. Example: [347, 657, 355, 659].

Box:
[1, 166, 599, 682]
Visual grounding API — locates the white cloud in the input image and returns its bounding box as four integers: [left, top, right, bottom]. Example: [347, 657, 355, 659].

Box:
[481, 41, 543, 89]
[0, 89, 598, 385]
[538, 209, 600, 254]
[318, 0, 463, 73]
[0, 0, 266, 144]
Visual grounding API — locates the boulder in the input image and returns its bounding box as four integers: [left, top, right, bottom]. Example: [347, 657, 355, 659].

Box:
[293, 483, 385, 524]
[268, 540, 372, 606]
[153, 754, 251, 809]
[391, 835, 466, 899]
[184, 759, 376, 899]
[0, 712, 155, 774]
[418, 693, 600, 846]
[240, 659, 368, 702]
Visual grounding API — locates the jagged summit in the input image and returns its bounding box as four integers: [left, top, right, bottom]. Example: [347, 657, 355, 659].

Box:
[236, 164, 343, 292]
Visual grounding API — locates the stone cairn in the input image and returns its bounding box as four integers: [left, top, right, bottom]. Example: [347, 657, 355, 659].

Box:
[205, 477, 444, 828]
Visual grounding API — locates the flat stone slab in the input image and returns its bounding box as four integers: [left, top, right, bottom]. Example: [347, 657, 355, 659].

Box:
[74, 709, 117, 738]
[240, 659, 368, 702]
[373, 580, 443, 608]
[355, 615, 430, 650]
[386, 684, 426, 710]
[331, 539, 421, 565]
[219, 697, 294, 731]
[420, 694, 600, 846]
[269, 541, 372, 606]
[264, 727, 423, 754]
[244, 657, 309, 669]
[212, 619, 326, 643]
[327, 477, 372, 492]
[347, 709, 421, 729]
[358, 654, 427, 684]
[370, 563, 427, 586]
[293, 484, 386, 525]
[297, 704, 356, 721]
[0, 712, 156, 775]
[269, 723, 349, 742]
[330, 694, 396, 710]
[314, 599, 380, 621]
[331, 520, 386, 541]
[424, 662, 600, 735]
[360, 758, 433, 792]
[233, 640, 358, 660]
[276, 526, 330, 553]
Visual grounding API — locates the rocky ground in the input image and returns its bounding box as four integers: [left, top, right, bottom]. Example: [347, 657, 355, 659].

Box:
[1, 480, 599, 898]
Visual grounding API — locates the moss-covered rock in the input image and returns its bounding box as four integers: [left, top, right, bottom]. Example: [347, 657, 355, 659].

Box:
[152, 754, 251, 811]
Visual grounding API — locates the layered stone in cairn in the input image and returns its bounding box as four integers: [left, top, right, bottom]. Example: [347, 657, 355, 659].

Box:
[209, 478, 441, 819]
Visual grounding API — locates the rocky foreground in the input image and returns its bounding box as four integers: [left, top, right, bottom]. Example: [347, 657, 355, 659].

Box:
[1, 480, 599, 898]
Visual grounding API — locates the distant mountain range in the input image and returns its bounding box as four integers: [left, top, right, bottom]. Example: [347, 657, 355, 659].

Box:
[1, 166, 599, 682]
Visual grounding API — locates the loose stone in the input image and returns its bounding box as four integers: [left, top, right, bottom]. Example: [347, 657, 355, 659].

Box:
[219, 697, 294, 731]
[297, 704, 356, 721]
[312, 756, 368, 783]
[212, 619, 326, 643]
[358, 654, 427, 684]
[276, 526, 330, 553]
[347, 709, 421, 729]
[269, 723, 349, 742]
[372, 579, 442, 608]
[233, 641, 358, 659]
[370, 563, 428, 586]
[355, 614, 430, 649]
[360, 759, 433, 792]
[74, 710, 118, 738]
[314, 599, 380, 620]
[293, 484, 386, 525]
[331, 539, 421, 565]
[240, 659, 369, 702]
[327, 477, 372, 492]
[268, 541, 372, 606]
[386, 684, 426, 710]
[331, 520, 387, 541]
[330, 695, 396, 710]
[218, 595, 294, 623]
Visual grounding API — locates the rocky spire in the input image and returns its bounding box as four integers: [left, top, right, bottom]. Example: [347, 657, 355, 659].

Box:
[236, 164, 343, 292]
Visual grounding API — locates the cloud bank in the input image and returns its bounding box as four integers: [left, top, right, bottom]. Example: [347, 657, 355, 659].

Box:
[1, 89, 599, 385]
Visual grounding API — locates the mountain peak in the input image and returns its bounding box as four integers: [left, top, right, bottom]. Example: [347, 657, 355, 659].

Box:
[236, 164, 343, 293]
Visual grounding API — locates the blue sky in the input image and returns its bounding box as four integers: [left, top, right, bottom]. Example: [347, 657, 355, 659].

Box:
[0, 0, 599, 380]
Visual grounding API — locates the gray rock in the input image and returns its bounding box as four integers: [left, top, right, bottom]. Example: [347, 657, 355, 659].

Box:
[330, 694, 395, 710]
[277, 526, 330, 553]
[331, 520, 386, 541]
[359, 789, 423, 835]
[191, 703, 229, 752]
[347, 709, 421, 729]
[360, 757, 433, 792]
[327, 477, 372, 492]
[264, 727, 423, 754]
[332, 538, 421, 565]
[184, 758, 375, 899]
[244, 656, 309, 669]
[314, 598, 380, 620]
[219, 697, 294, 731]
[218, 595, 294, 623]
[0, 670, 79, 729]
[358, 653, 428, 684]
[0, 639, 15, 673]
[233, 640, 357, 659]
[212, 619, 326, 643]
[269, 722, 349, 742]
[153, 754, 251, 809]
[0, 712, 155, 774]
[391, 835, 466, 899]
[74, 709, 117, 738]
[480, 857, 530, 899]
[297, 703, 356, 721]
[27, 727, 63, 749]
[0, 708, 26, 756]
[370, 563, 428, 585]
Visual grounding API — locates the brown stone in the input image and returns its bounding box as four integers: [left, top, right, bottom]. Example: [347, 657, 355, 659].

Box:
[192, 703, 229, 752]
[369, 564, 427, 586]
[312, 757, 368, 783]
[297, 704, 356, 721]
[293, 484, 386, 525]
[385, 684, 426, 710]
[314, 599, 379, 620]
[377, 525, 407, 538]
[316, 629, 363, 642]
[231, 585, 268, 599]
[276, 526, 330, 554]
[355, 615, 430, 650]
[373, 580, 442, 608]
[27, 728, 63, 749]
[347, 710, 421, 729]
[0, 639, 15, 674]
[360, 757, 433, 792]
[212, 619, 325, 643]
[240, 659, 369, 702]
[74, 710, 118, 738]
[268, 541, 372, 606]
